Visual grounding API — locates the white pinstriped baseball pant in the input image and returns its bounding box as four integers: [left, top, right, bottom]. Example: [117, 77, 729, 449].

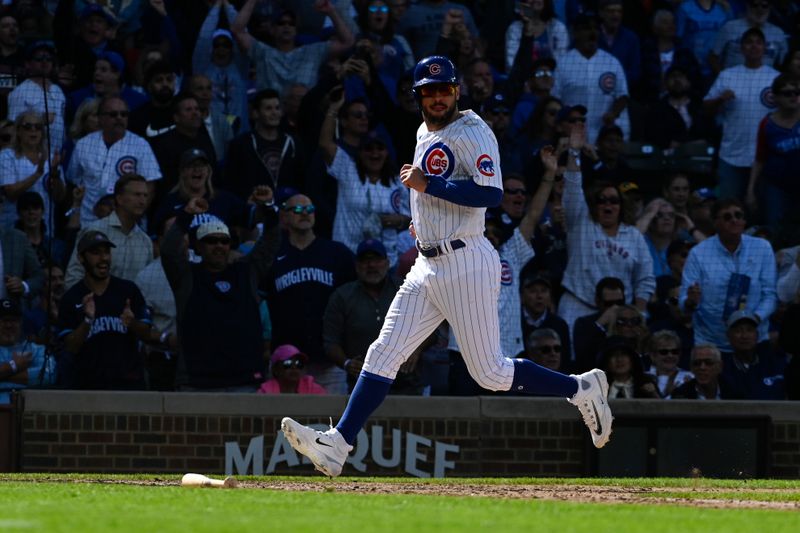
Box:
[361, 235, 516, 391]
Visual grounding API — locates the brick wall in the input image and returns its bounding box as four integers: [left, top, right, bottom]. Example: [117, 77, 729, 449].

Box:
[11, 391, 800, 477]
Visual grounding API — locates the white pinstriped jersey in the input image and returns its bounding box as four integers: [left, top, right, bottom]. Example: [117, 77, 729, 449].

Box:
[66, 130, 162, 225]
[447, 228, 535, 357]
[412, 110, 502, 244]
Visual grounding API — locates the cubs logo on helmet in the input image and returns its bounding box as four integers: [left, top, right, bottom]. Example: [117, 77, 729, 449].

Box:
[598, 72, 617, 94]
[422, 142, 454, 180]
[116, 156, 138, 176]
[476, 154, 495, 177]
[412, 55, 458, 90]
[429, 63, 441, 75]
[760, 87, 776, 109]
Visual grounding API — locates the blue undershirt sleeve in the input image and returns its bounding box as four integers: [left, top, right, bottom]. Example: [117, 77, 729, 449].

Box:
[424, 175, 502, 208]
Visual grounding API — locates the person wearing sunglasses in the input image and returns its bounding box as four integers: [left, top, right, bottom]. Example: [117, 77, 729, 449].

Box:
[66, 95, 161, 226]
[319, 89, 411, 267]
[525, 328, 565, 373]
[0, 110, 65, 231]
[258, 344, 326, 395]
[160, 187, 280, 392]
[356, 0, 415, 100]
[709, 0, 787, 74]
[645, 330, 693, 398]
[607, 305, 649, 355]
[671, 344, 734, 400]
[7, 41, 66, 154]
[703, 27, 779, 201]
[680, 198, 777, 352]
[281, 56, 613, 479]
[232, 0, 355, 97]
[558, 123, 655, 355]
[747, 73, 800, 229]
[264, 193, 357, 395]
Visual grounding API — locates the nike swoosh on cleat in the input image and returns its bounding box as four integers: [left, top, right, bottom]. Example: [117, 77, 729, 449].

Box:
[315, 437, 333, 448]
[591, 401, 603, 436]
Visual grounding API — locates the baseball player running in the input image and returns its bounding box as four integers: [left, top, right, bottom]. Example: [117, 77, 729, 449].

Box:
[282, 56, 612, 477]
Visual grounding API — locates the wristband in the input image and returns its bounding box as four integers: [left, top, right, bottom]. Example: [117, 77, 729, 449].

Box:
[8, 359, 17, 373]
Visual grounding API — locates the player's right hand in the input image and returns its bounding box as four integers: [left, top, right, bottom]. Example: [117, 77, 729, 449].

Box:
[400, 164, 427, 193]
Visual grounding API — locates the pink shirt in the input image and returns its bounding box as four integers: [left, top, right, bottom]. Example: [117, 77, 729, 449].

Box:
[257, 376, 327, 395]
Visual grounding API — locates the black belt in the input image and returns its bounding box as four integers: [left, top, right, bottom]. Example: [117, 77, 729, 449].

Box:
[416, 239, 466, 258]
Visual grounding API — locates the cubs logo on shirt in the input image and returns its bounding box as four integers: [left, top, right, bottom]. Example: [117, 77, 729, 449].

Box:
[760, 87, 776, 109]
[215, 281, 231, 293]
[500, 259, 513, 286]
[476, 154, 495, 177]
[116, 156, 138, 176]
[390, 188, 405, 213]
[598, 72, 617, 94]
[422, 142, 454, 180]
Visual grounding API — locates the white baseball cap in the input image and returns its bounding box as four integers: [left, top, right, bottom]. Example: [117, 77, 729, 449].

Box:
[196, 221, 230, 241]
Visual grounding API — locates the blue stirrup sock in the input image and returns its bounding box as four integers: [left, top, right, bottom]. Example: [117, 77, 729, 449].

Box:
[335, 371, 393, 445]
[510, 359, 578, 397]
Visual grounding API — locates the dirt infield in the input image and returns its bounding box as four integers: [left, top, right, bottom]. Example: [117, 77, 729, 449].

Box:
[23, 476, 798, 511]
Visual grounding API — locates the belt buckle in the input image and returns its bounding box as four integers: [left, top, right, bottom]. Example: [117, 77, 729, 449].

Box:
[417, 241, 439, 258]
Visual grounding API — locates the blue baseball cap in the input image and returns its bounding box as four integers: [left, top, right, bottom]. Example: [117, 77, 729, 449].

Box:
[99, 51, 125, 73]
[356, 239, 387, 259]
[80, 4, 118, 26]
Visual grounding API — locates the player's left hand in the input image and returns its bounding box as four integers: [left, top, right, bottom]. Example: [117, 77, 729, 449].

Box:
[400, 164, 427, 193]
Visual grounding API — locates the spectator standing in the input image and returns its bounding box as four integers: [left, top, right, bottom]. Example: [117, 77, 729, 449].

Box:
[636, 199, 696, 278]
[645, 330, 694, 398]
[150, 93, 217, 192]
[504, 0, 569, 72]
[0, 111, 65, 230]
[67, 96, 161, 226]
[225, 89, 305, 199]
[508, 58, 558, 138]
[670, 343, 734, 399]
[520, 274, 571, 363]
[746, 74, 800, 229]
[323, 239, 422, 395]
[64, 174, 153, 290]
[680, 199, 777, 351]
[320, 96, 412, 266]
[720, 309, 786, 399]
[58, 230, 161, 390]
[776, 245, 800, 304]
[55, 5, 123, 89]
[553, 14, 630, 142]
[675, 0, 731, 80]
[643, 66, 709, 149]
[710, 0, 788, 72]
[0, 298, 55, 403]
[66, 52, 147, 120]
[559, 125, 655, 343]
[639, 9, 700, 103]
[7, 41, 66, 153]
[597, 0, 641, 85]
[161, 194, 280, 392]
[192, 2, 250, 133]
[397, 1, 478, 60]
[127, 60, 177, 139]
[186, 74, 234, 165]
[0, 223, 43, 303]
[703, 27, 779, 200]
[0, 14, 24, 117]
[258, 344, 327, 395]
[232, 0, 354, 95]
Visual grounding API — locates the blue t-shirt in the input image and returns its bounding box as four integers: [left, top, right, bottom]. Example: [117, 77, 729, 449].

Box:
[756, 115, 800, 193]
[676, 0, 731, 77]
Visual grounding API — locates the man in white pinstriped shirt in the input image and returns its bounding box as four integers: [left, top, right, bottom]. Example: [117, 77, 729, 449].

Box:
[281, 56, 613, 477]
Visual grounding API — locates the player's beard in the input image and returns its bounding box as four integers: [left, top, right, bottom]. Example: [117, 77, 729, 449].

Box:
[422, 101, 458, 127]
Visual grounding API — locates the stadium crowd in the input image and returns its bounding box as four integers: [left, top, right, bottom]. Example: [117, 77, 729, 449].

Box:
[0, 0, 799, 401]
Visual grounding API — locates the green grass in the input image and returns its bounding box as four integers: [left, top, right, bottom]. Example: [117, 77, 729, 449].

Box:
[0, 475, 798, 533]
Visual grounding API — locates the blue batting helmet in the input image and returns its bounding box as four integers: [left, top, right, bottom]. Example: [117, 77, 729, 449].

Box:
[412, 56, 458, 95]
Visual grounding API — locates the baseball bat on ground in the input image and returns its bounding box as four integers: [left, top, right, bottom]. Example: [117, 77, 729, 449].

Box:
[180, 473, 239, 488]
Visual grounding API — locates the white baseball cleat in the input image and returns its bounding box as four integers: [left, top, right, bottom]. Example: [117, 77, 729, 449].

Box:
[281, 417, 352, 477]
[567, 369, 613, 448]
